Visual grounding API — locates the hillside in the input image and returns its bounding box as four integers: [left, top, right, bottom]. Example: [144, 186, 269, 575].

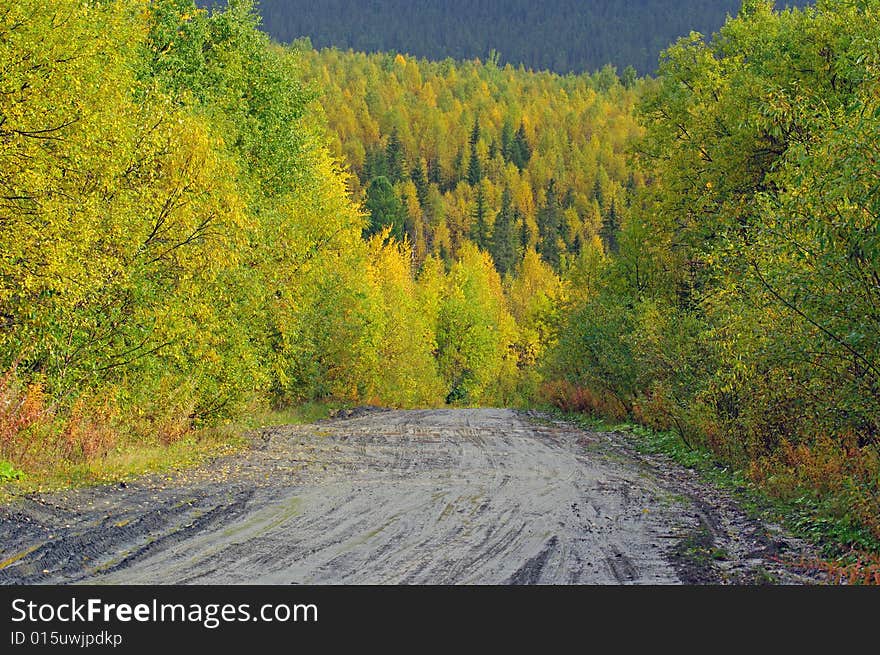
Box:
[199, 0, 810, 74]
[297, 47, 643, 276]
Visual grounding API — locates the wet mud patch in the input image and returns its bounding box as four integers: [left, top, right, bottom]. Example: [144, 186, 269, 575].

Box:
[507, 536, 559, 584]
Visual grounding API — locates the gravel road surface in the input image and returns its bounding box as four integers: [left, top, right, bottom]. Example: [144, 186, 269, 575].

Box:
[0, 409, 820, 584]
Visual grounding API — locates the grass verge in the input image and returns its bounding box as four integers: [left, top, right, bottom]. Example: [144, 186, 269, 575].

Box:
[0, 401, 344, 504]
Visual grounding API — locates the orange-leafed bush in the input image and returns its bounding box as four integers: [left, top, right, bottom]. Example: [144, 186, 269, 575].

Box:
[129, 405, 193, 448]
[60, 397, 118, 461]
[540, 380, 628, 421]
[1, 365, 120, 470]
[748, 435, 880, 542]
[749, 435, 877, 495]
[791, 552, 880, 586]
[632, 390, 676, 432]
[0, 366, 54, 467]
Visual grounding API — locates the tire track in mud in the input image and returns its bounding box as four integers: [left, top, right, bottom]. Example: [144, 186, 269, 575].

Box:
[0, 409, 821, 584]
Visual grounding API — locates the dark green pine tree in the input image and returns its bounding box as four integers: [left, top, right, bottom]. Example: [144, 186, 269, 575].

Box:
[470, 183, 489, 250]
[469, 115, 481, 147]
[624, 171, 637, 206]
[510, 121, 531, 170]
[410, 159, 430, 208]
[537, 179, 562, 269]
[571, 231, 583, 256]
[385, 129, 406, 183]
[591, 173, 604, 208]
[467, 117, 483, 186]
[520, 206, 530, 252]
[490, 187, 519, 276]
[364, 143, 388, 180]
[364, 176, 406, 242]
[590, 165, 608, 210]
[500, 119, 514, 162]
[600, 197, 620, 255]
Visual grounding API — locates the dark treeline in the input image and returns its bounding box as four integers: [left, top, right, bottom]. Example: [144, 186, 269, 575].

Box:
[199, 0, 809, 74]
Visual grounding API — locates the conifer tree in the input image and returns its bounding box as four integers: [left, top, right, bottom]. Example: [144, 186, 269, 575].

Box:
[410, 160, 430, 208]
[537, 180, 562, 269]
[490, 187, 519, 276]
[511, 121, 531, 170]
[471, 183, 489, 250]
[385, 129, 406, 183]
[365, 176, 406, 241]
[500, 120, 514, 162]
[599, 198, 619, 255]
[467, 117, 483, 185]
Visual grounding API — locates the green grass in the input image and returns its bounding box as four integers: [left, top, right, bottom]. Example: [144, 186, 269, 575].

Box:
[239, 400, 344, 428]
[0, 428, 244, 502]
[0, 460, 24, 482]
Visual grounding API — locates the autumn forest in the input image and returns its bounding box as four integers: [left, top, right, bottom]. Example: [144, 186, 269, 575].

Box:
[1, 0, 879, 568]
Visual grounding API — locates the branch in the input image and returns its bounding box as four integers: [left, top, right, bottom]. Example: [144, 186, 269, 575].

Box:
[749, 259, 880, 383]
[96, 340, 174, 373]
[10, 117, 79, 140]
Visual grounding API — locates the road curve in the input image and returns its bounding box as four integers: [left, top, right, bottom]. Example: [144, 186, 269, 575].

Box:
[0, 409, 817, 584]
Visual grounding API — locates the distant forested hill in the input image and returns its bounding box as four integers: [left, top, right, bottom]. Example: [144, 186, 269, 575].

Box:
[198, 0, 810, 74]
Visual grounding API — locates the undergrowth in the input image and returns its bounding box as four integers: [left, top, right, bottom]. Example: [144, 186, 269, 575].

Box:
[0, 366, 343, 502]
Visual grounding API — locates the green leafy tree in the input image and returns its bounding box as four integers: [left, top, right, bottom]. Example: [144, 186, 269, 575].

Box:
[435, 244, 517, 405]
[621, 65, 638, 89]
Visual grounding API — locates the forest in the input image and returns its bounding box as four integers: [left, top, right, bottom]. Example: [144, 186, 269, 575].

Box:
[204, 0, 811, 75]
[1, 0, 878, 567]
[296, 45, 643, 272]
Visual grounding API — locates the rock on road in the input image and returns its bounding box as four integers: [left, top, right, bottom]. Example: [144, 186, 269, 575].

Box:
[0, 409, 818, 584]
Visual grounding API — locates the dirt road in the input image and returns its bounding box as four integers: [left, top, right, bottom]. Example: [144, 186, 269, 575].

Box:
[0, 409, 819, 584]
